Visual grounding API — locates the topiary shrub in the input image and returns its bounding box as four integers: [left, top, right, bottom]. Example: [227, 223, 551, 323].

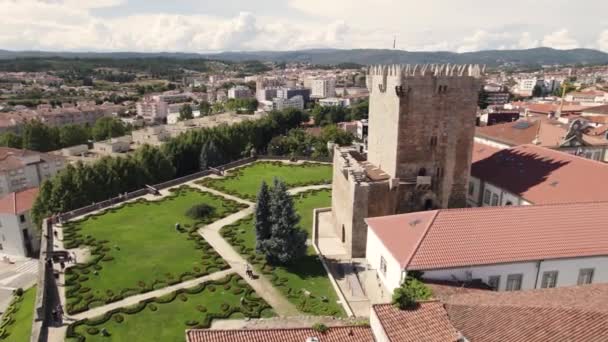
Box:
[208, 285, 216, 292]
[113, 314, 124, 323]
[232, 288, 244, 295]
[220, 303, 230, 312]
[186, 204, 215, 220]
[223, 284, 231, 291]
[178, 294, 188, 302]
[14, 288, 24, 296]
[87, 327, 100, 335]
[148, 304, 158, 312]
[185, 320, 199, 326]
[196, 305, 207, 313]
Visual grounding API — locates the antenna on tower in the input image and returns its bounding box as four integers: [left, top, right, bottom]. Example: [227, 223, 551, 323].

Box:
[393, 36, 396, 49]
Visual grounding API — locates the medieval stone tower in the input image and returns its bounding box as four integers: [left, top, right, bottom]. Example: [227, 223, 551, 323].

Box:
[331, 64, 482, 257]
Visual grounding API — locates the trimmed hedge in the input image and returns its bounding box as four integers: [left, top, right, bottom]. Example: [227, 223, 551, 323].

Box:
[66, 274, 273, 342]
[62, 186, 246, 315]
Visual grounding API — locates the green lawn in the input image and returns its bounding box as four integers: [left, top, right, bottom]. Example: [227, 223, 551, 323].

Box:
[221, 189, 344, 316]
[66, 274, 274, 342]
[0, 286, 36, 341]
[198, 161, 332, 200]
[62, 186, 247, 314]
[293, 189, 331, 236]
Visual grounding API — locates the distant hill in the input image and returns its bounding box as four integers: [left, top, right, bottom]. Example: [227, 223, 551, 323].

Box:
[1, 47, 608, 67]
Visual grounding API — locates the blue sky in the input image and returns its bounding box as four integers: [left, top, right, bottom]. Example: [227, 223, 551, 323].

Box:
[2, 0, 608, 52]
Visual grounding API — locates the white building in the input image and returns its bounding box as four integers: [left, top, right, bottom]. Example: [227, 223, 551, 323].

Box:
[136, 97, 168, 124]
[131, 126, 171, 147]
[0, 187, 40, 257]
[468, 143, 608, 207]
[514, 78, 543, 96]
[0, 148, 66, 197]
[273, 95, 304, 111]
[319, 98, 347, 107]
[92, 137, 131, 155]
[311, 78, 336, 98]
[366, 201, 608, 294]
[228, 85, 253, 99]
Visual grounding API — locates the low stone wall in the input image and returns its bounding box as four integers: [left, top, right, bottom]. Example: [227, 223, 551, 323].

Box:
[30, 219, 53, 342]
[257, 155, 332, 163]
[312, 208, 354, 317]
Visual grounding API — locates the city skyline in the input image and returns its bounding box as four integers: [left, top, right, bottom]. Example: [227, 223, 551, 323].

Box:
[2, 0, 608, 53]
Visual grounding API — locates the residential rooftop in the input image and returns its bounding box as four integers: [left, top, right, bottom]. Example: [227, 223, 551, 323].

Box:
[0, 187, 39, 215]
[366, 201, 608, 270]
[471, 144, 608, 204]
[186, 326, 374, 342]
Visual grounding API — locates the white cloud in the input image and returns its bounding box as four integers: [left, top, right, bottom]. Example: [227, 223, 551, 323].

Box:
[598, 30, 608, 52]
[542, 29, 579, 49]
[0, 0, 606, 52]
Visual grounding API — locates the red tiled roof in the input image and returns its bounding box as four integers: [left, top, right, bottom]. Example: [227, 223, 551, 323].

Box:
[186, 326, 374, 342]
[583, 104, 608, 115]
[366, 201, 608, 270]
[476, 119, 607, 147]
[472, 144, 608, 204]
[0, 187, 39, 214]
[372, 302, 459, 342]
[470, 143, 500, 163]
[445, 283, 608, 342]
[0, 147, 65, 172]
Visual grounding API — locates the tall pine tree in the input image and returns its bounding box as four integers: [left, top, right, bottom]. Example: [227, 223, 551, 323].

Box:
[254, 181, 272, 253]
[261, 178, 307, 265]
[199, 139, 224, 170]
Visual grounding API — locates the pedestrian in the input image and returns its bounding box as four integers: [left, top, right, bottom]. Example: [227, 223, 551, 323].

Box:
[52, 308, 58, 322]
[60, 261, 65, 270]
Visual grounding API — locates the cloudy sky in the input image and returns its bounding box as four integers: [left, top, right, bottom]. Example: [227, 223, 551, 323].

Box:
[2, 0, 608, 53]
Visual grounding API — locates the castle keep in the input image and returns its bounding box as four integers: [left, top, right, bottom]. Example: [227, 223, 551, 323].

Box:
[331, 64, 483, 257]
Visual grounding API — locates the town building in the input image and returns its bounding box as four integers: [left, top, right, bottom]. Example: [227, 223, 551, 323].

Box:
[131, 126, 171, 147]
[565, 90, 608, 105]
[331, 64, 482, 257]
[0, 187, 40, 257]
[187, 283, 608, 341]
[272, 95, 304, 111]
[136, 97, 168, 124]
[468, 143, 608, 207]
[0, 147, 66, 196]
[227, 85, 253, 99]
[475, 119, 608, 161]
[311, 78, 337, 98]
[481, 84, 510, 106]
[275, 88, 311, 103]
[92, 137, 132, 155]
[478, 109, 520, 126]
[318, 97, 347, 107]
[366, 202, 608, 293]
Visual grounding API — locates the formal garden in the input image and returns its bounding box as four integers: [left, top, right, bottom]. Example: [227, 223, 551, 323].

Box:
[66, 274, 274, 342]
[221, 188, 344, 316]
[0, 286, 36, 341]
[197, 161, 332, 200]
[63, 186, 247, 314]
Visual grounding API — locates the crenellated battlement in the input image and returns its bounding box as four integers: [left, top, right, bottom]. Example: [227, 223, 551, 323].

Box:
[367, 64, 485, 78]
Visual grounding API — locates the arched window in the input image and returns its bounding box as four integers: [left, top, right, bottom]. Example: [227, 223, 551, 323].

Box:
[418, 168, 427, 177]
[341, 225, 346, 243]
[505, 201, 513, 206]
[424, 199, 433, 211]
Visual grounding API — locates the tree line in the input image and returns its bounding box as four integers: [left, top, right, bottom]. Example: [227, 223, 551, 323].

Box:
[0, 117, 129, 152]
[31, 108, 308, 224]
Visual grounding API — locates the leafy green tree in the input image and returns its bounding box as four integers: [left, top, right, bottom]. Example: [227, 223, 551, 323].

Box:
[199, 139, 224, 170]
[392, 277, 433, 310]
[199, 101, 212, 117]
[532, 84, 544, 98]
[312, 105, 347, 126]
[320, 125, 354, 146]
[255, 181, 272, 254]
[92, 117, 126, 141]
[59, 124, 89, 147]
[179, 104, 193, 121]
[133, 144, 175, 184]
[0, 132, 22, 148]
[22, 120, 58, 152]
[348, 100, 369, 120]
[261, 179, 307, 265]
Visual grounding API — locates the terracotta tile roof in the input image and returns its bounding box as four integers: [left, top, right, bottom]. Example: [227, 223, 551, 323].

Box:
[0, 187, 39, 214]
[186, 326, 374, 342]
[445, 284, 608, 342]
[476, 119, 607, 147]
[583, 104, 608, 115]
[372, 302, 459, 342]
[366, 201, 608, 270]
[472, 144, 608, 204]
[0, 147, 65, 172]
[423, 279, 491, 301]
[470, 142, 500, 163]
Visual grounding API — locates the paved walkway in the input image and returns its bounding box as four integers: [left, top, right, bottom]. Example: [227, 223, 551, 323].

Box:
[199, 209, 300, 317]
[288, 184, 331, 195]
[70, 269, 234, 321]
[187, 182, 254, 206]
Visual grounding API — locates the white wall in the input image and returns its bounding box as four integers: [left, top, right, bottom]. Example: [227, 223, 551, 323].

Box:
[366, 227, 404, 292]
[420, 256, 608, 291]
[0, 214, 28, 257]
[369, 308, 389, 342]
[473, 136, 511, 150]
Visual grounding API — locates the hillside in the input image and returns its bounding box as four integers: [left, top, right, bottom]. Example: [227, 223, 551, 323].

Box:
[1, 48, 608, 67]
